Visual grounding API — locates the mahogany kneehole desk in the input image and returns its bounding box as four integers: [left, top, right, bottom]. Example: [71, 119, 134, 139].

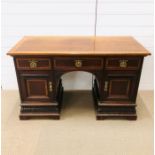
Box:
[7, 36, 150, 120]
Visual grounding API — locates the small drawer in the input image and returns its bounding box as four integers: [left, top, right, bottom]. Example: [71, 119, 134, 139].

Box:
[105, 57, 141, 70]
[16, 58, 51, 70]
[54, 57, 103, 70]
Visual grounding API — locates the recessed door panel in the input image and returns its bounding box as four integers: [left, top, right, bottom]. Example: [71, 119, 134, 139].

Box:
[20, 73, 52, 102]
[26, 79, 48, 98]
[109, 79, 130, 99]
[103, 74, 137, 101]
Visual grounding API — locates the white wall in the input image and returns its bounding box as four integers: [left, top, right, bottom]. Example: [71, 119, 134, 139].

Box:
[1, 0, 154, 90]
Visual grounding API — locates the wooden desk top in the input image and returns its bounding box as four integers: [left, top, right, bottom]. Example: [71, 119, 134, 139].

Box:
[7, 36, 150, 56]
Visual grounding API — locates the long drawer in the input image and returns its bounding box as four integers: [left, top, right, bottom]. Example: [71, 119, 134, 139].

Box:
[53, 57, 103, 70]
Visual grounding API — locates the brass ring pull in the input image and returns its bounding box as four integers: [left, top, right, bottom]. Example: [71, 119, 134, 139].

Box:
[75, 60, 82, 68]
[119, 60, 128, 68]
[29, 60, 38, 68]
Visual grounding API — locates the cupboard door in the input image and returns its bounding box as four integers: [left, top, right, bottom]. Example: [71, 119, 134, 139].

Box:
[103, 74, 137, 101]
[20, 73, 52, 102]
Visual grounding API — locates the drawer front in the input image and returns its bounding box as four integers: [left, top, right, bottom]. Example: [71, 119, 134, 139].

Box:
[16, 58, 51, 70]
[54, 57, 103, 70]
[105, 57, 141, 70]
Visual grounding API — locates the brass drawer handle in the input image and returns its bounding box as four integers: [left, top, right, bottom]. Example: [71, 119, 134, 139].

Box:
[119, 60, 128, 68]
[49, 81, 53, 92]
[104, 81, 108, 91]
[29, 60, 38, 68]
[75, 60, 82, 68]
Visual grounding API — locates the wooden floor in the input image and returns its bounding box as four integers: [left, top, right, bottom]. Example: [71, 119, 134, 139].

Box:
[2, 90, 154, 155]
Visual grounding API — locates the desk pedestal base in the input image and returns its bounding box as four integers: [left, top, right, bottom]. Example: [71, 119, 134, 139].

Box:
[19, 82, 64, 120]
[92, 85, 137, 120]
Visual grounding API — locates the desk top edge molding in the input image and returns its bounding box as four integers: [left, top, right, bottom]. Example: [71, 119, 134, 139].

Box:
[7, 36, 151, 56]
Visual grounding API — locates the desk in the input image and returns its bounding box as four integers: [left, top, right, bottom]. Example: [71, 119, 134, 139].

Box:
[7, 36, 150, 120]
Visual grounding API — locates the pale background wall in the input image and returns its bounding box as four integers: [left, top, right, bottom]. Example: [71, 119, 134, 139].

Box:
[1, 0, 154, 90]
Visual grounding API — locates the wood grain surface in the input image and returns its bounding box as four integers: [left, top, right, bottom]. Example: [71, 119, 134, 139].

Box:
[7, 36, 150, 56]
